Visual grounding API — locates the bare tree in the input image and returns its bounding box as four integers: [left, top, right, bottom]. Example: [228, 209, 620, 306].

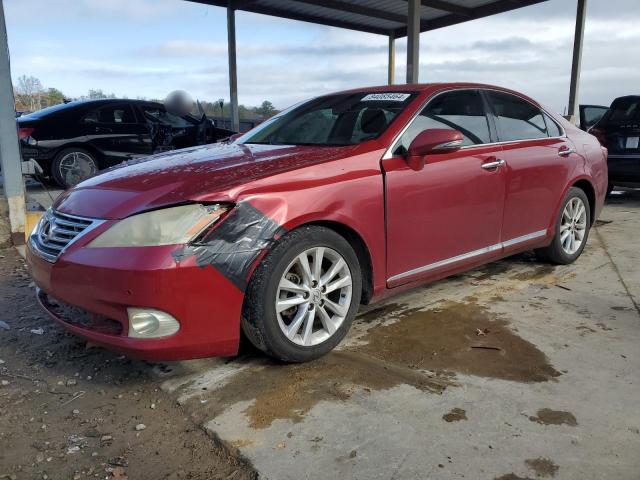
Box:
[15, 75, 44, 111]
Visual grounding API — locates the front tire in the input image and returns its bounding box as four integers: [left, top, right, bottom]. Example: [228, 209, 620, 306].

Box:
[536, 187, 590, 265]
[241, 226, 362, 362]
[52, 148, 98, 189]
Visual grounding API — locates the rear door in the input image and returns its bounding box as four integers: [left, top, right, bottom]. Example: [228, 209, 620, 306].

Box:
[383, 89, 506, 287]
[483, 90, 573, 251]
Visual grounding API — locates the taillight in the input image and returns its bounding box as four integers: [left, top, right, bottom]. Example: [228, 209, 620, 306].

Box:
[18, 127, 35, 140]
[588, 127, 606, 146]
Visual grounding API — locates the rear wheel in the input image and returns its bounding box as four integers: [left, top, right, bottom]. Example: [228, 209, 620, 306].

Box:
[241, 226, 362, 362]
[52, 148, 98, 189]
[536, 187, 590, 264]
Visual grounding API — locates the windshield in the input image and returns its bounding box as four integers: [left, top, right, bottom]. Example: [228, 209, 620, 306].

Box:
[607, 97, 640, 123]
[239, 91, 417, 146]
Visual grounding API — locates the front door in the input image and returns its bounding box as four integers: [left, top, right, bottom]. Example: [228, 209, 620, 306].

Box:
[81, 103, 151, 164]
[384, 89, 506, 287]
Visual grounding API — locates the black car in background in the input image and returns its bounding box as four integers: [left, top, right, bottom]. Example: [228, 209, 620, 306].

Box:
[581, 96, 640, 194]
[17, 99, 235, 188]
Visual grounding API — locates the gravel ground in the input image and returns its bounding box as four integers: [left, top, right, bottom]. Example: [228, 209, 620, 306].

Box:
[0, 247, 256, 480]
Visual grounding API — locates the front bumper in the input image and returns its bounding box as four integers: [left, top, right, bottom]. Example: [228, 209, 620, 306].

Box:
[26, 242, 245, 361]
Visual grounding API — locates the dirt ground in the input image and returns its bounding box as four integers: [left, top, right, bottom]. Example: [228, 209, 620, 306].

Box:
[0, 248, 256, 480]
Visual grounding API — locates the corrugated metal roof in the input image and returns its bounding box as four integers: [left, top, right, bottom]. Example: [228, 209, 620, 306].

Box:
[187, 0, 547, 37]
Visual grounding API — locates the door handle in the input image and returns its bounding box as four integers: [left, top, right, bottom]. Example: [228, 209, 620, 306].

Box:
[481, 159, 505, 170]
[558, 146, 576, 157]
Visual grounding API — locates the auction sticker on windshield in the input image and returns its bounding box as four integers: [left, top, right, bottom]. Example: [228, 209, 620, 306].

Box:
[361, 93, 411, 102]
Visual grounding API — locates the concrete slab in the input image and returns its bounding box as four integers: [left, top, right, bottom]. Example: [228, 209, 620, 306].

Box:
[156, 196, 640, 480]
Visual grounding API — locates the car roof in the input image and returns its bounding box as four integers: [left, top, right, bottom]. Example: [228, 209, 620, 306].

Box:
[18, 98, 164, 120]
[68, 98, 163, 107]
[331, 82, 542, 107]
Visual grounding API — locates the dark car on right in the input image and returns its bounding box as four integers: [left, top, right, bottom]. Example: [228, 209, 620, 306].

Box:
[584, 96, 640, 194]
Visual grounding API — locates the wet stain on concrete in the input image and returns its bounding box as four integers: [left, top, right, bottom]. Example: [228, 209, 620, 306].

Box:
[525, 457, 559, 477]
[357, 299, 561, 383]
[442, 408, 467, 422]
[509, 265, 556, 282]
[187, 296, 561, 429]
[188, 351, 452, 429]
[529, 409, 577, 426]
[471, 261, 512, 281]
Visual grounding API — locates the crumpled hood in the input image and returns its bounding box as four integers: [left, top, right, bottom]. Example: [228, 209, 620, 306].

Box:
[53, 142, 359, 219]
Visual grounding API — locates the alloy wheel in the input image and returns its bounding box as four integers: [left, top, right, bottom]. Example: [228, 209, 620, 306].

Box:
[560, 197, 587, 255]
[59, 152, 96, 187]
[275, 246, 352, 347]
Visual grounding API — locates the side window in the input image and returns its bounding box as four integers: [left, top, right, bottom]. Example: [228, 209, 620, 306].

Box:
[83, 105, 136, 124]
[544, 113, 563, 137]
[487, 91, 549, 141]
[394, 90, 491, 155]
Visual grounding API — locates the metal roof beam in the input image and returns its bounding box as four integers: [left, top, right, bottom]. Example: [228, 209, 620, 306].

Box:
[187, 0, 391, 35]
[421, 1, 472, 16]
[292, 0, 407, 25]
[394, 0, 546, 37]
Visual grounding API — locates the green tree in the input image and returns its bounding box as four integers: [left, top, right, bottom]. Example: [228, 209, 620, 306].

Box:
[44, 88, 65, 107]
[255, 100, 277, 118]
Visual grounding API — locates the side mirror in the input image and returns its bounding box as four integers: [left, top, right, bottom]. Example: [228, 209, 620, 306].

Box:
[406, 128, 464, 171]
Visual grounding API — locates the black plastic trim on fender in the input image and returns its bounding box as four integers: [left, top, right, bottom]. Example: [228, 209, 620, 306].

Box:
[172, 202, 287, 291]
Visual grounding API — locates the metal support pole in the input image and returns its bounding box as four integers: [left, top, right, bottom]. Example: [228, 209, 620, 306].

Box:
[406, 0, 420, 84]
[227, 6, 240, 132]
[0, 0, 25, 245]
[388, 32, 395, 85]
[567, 0, 587, 122]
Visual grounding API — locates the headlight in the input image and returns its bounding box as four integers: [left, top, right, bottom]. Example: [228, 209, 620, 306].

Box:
[88, 204, 229, 248]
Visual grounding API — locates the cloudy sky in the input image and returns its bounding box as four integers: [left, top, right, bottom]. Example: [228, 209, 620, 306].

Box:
[4, 0, 639, 113]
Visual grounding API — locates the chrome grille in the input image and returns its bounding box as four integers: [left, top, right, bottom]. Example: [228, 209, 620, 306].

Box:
[30, 209, 104, 262]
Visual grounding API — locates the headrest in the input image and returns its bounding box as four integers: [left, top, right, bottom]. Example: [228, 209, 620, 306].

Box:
[361, 109, 388, 134]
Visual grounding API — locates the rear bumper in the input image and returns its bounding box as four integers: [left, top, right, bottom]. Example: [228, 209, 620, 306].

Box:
[608, 154, 640, 184]
[26, 242, 244, 361]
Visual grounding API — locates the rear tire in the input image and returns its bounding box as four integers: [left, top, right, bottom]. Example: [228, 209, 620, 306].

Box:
[52, 148, 98, 189]
[241, 226, 362, 362]
[536, 187, 590, 265]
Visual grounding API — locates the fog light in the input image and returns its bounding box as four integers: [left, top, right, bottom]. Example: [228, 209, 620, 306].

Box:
[127, 308, 180, 338]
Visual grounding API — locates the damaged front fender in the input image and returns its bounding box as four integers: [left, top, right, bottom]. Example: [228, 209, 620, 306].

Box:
[172, 202, 286, 291]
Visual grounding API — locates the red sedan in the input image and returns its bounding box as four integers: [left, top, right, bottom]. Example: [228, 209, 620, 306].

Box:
[26, 83, 608, 362]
